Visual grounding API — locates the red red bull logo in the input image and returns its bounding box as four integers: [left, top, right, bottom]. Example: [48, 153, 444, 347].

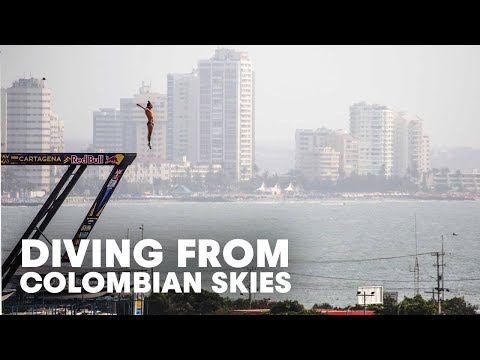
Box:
[105, 154, 124, 165]
[71, 155, 104, 165]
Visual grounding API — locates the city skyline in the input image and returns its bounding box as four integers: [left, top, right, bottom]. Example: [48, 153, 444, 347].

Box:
[1, 45, 480, 150]
[91, 48, 254, 182]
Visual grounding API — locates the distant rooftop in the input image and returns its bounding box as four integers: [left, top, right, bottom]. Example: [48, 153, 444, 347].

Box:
[11, 77, 46, 89]
[352, 101, 392, 111]
[398, 111, 422, 122]
[139, 81, 152, 94]
[214, 48, 242, 60]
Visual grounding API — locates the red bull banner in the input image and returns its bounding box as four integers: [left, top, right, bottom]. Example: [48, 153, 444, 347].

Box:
[1, 153, 129, 166]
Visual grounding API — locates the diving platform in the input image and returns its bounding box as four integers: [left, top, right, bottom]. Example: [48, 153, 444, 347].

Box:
[1, 153, 137, 291]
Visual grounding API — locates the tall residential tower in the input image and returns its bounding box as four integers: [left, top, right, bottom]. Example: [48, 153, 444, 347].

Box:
[350, 102, 395, 177]
[5, 78, 57, 192]
[167, 70, 199, 163]
[198, 48, 255, 181]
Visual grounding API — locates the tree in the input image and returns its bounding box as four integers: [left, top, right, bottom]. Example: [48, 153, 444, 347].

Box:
[226, 297, 274, 310]
[371, 295, 398, 315]
[312, 302, 333, 309]
[147, 293, 171, 314]
[442, 297, 478, 315]
[397, 295, 436, 315]
[146, 289, 227, 315]
[269, 300, 305, 315]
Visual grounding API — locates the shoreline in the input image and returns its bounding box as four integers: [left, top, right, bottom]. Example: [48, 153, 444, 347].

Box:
[2, 193, 477, 206]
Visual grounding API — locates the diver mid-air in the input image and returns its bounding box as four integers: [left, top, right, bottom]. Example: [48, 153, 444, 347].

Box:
[136, 101, 154, 149]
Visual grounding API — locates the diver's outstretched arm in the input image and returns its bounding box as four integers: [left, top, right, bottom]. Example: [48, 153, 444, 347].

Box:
[136, 103, 146, 110]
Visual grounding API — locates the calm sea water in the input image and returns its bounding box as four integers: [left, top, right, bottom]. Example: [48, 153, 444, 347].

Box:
[2, 200, 480, 307]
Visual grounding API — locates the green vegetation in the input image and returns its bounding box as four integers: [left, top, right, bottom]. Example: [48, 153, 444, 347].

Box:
[147, 291, 226, 315]
[146, 290, 479, 315]
[144, 290, 478, 315]
[268, 300, 306, 315]
[442, 297, 478, 315]
[368, 295, 478, 315]
[312, 302, 333, 309]
[395, 295, 437, 315]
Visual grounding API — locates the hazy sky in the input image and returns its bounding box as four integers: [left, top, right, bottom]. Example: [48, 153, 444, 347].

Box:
[1, 45, 479, 149]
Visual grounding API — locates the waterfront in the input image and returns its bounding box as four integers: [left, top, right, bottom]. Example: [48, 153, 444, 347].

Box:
[2, 199, 480, 307]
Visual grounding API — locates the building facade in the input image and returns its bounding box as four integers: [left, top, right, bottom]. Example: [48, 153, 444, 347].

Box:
[49, 112, 65, 188]
[49, 112, 64, 153]
[97, 157, 222, 185]
[393, 114, 409, 177]
[121, 83, 167, 163]
[350, 102, 395, 177]
[5, 78, 57, 192]
[330, 129, 359, 176]
[93, 108, 122, 152]
[1, 87, 6, 152]
[295, 128, 357, 182]
[422, 135, 430, 175]
[433, 169, 480, 193]
[295, 129, 341, 183]
[198, 48, 254, 181]
[393, 112, 431, 179]
[93, 83, 168, 163]
[167, 71, 199, 163]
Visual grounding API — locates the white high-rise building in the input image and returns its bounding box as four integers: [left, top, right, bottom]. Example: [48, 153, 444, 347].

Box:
[6, 78, 54, 192]
[316, 147, 340, 182]
[422, 134, 430, 174]
[295, 139, 339, 182]
[350, 102, 395, 177]
[50, 112, 64, 152]
[198, 48, 255, 181]
[330, 129, 359, 176]
[393, 114, 409, 177]
[93, 108, 122, 152]
[167, 70, 199, 163]
[393, 112, 431, 179]
[295, 128, 352, 182]
[1, 87, 6, 152]
[408, 118, 430, 177]
[49, 112, 65, 187]
[121, 83, 167, 163]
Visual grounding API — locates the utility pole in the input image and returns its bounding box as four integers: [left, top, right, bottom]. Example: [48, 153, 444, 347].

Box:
[357, 290, 375, 315]
[441, 233, 457, 302]
[433, 251, 441, 315]
[414, 214, 420, 296]
[425, 288, 435, 302]
[441, 235, 445, 302]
